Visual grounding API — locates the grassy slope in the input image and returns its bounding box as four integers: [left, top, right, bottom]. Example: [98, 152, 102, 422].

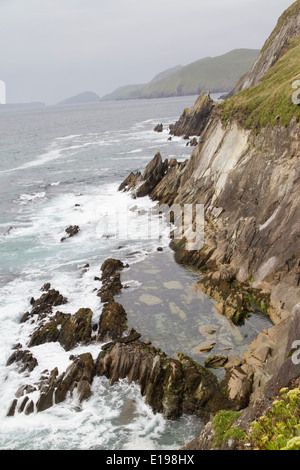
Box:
[221, 35, 300, 130]
[101, 49, 259, 101]
[137, 49, 259, 98]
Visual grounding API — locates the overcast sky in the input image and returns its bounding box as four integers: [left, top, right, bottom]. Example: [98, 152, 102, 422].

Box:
[0, 0, 295, 104]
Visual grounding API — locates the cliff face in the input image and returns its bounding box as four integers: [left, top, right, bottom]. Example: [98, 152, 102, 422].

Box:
[152, 2, 300, 329]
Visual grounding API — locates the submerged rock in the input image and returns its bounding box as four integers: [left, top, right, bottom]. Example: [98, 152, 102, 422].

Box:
[97, 301, 127, 342]
[119, 152, 168, 199]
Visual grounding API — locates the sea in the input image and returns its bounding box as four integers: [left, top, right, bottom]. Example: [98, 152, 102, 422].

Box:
[0, 96, 272, 450]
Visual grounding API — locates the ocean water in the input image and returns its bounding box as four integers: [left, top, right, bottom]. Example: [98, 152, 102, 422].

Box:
[0, 96, 272, 450]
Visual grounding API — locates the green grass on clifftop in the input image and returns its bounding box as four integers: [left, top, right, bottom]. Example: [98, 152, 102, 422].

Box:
[221, 35, 300, 130]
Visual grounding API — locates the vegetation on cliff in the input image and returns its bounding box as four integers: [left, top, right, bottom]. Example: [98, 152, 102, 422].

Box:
[221, 34, 300, 130]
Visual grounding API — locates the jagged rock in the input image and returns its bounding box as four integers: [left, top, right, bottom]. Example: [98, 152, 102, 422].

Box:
[169, 91, 215, 137]
[61, 225, 80, 242]
[97, 301, 127, 342]
[35, 353, 95, 413]
[15, 384, 37, 398]
[96, 340, 233, 420]
[220, 365, 253, 410]
[135, 152, 168, 198]
[101, 328, 141, 350]
[97, 258, 125, 303]
[7, 399, 18, 417]
[28, 308, 93, 351]
[119, 152, 168, 199]
[154, 123, 163, 132]
[20, 288, 67, 323]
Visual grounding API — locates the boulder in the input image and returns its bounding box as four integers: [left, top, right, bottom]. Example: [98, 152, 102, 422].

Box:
[97, 258, 126, 303]
[6, 347, 38, 373]
[118, 152, 168, 199]
[20, 288, 67, 323]
[28, 308, 93, 351]
[154, 123, 163, 132]
[97, 301, 127, 342]
[205, 355, 228, 369]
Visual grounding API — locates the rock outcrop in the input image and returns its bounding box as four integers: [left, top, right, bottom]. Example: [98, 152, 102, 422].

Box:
[118, 152, 168, 198]
[169, 91, 215, 137]
[96, 335, 234, 420]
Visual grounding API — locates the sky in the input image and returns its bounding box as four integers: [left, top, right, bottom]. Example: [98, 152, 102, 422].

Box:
[0, 0, 296, 104]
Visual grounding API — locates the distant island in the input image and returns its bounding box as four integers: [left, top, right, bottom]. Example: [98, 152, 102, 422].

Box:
[57, 91, 101, 106]
[101, 48, 259, 101]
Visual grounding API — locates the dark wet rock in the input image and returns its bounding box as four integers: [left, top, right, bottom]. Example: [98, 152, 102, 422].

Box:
[61, 225, 80, 242]
[154, 123, 163, 132]
[28, 308, 93, 351]
[118, 171, 142, 192]
[35, 353, 95, 413]
[118, 152, 168, 199]
[20, 288, 68, 323]
[97, 301, 127, 342]
[6, 349, 38, 373]
[136, 152, 168, 198]
[41, 283, 51, 292]
[101, 328, 141, 350]
[18, 396, 29, 413]
[7, 399, 18, 417]
[97, 258, 126, 303]
[15, 384, 37, 398]
[169, 91, 215, 137]
[24, 400, 35, 415]
[186, 137, 198, 146]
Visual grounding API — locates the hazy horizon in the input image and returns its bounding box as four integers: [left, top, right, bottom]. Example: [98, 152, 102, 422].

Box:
[0, 0, 295, 105]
